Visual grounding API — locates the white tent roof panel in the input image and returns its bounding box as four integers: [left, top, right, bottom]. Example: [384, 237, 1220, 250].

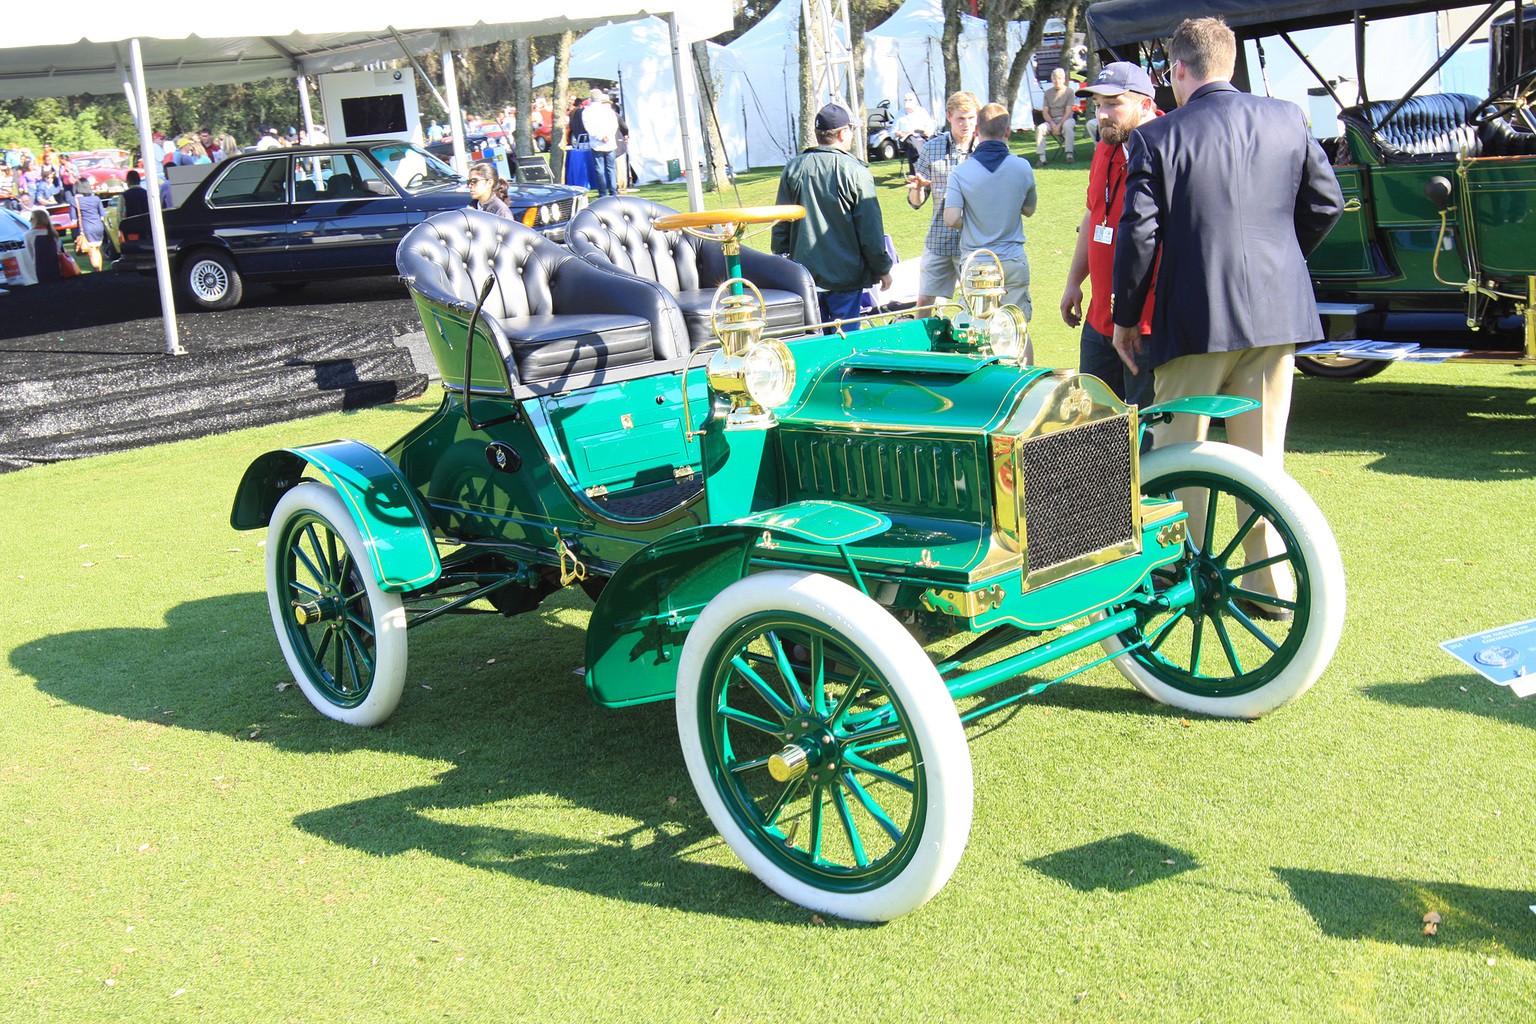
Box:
[0, 3, 731, 99]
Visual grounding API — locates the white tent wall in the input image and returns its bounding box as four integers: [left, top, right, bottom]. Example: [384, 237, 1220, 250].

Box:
[863, 0, 1045, 129]
[532, 16, 673, 85]
[617, 50, 718, 183]
[709, 36, 800, 170]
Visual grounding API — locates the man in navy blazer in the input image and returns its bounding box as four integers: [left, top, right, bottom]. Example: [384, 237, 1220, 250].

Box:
[1110, 16, 1343, 618]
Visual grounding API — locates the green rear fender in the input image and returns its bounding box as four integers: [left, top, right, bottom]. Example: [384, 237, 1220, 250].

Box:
[230, 441, 442, 593]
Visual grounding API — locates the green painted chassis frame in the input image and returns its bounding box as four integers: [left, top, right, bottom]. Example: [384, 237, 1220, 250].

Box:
[233, 311, 1254, 720]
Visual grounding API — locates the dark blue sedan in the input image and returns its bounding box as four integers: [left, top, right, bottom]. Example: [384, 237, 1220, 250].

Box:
[117, 142, 586, 310]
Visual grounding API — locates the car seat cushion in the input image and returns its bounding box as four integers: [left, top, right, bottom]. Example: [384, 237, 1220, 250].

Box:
[499, 313, 655, 382]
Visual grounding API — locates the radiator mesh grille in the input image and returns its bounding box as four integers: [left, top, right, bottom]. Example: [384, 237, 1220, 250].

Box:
[1020, 416, 1134, 572]
[784, 432, 979, 513]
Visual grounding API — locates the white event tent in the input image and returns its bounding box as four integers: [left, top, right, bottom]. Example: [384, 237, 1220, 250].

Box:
[531, 16, 718, 184]
[0, 2, 731, 353]
[521, 0, 1057, 185]
[711, 0, 1049, 173]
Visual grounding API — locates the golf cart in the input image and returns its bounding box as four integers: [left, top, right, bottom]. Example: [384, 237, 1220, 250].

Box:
[230, 205, 1345, 921]
[1087, 0, 1536, 380]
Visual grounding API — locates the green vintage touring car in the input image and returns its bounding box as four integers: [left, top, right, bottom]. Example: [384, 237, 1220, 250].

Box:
[231, 205, 1345, 921]
[1088, 0, 1536, 380]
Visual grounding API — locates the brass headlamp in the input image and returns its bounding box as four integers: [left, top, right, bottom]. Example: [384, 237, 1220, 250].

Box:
[704, 278, 797, 430]
[954, 249, 1030, 363]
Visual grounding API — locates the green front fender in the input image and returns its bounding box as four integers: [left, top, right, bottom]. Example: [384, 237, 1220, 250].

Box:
[1139, 395, 1260, 422]
[230, 440, 442, 593]
[584, 523, 759, 708]
[583, 499, 895, 708]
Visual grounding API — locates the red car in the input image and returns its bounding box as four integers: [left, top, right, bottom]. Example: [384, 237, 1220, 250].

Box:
[68, 150, 141, 195]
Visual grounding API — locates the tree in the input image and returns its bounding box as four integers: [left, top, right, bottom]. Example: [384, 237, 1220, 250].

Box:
[985, 0, 1021, 104]
[551, 31, 573, 183]
[1005, 0, 1065, 116]
[693, 41, 733, 192]
[851, 0, 868, 160]
[1057, 0, 1083, 79]
[797, 5, 816, 152]
[942, 0, 963, 100]
[513, 38, 534, 157]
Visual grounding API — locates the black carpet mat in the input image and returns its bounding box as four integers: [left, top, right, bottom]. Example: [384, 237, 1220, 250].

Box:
[0, 271, 430, 472]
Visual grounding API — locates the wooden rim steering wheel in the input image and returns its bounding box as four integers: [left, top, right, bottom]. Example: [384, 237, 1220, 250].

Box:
[652, 205, 805, 231]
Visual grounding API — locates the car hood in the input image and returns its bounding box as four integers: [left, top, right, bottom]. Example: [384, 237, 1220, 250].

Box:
[506, 182, 586, 203]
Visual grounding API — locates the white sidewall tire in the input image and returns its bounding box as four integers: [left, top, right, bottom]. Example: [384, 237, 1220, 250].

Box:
[676, 570, 972, 922]
[266, 482, 408, 727]
[1100, 442, 1346, 718]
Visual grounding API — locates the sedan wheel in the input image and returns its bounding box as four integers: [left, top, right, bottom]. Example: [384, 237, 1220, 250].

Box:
[180, 250, 244, 311]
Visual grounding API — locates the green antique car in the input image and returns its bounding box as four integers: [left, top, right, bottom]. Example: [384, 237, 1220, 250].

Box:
[1087, 0, 1536, 380]
[230, 206, 1346, 921]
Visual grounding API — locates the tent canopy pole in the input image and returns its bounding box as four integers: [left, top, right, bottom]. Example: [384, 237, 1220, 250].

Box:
[441, 34, 469, 177]
[666, 13, 704, 211]
[118, 39, 184, 356]
[297, 73, 316, 138]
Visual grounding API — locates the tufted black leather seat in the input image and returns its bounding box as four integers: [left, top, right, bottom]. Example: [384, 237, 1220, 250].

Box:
[397, 208, 688, 387]
[1479, 116, 1536, 157]
[1340, 93, 1483, 160]
[566, 196, 817, 350]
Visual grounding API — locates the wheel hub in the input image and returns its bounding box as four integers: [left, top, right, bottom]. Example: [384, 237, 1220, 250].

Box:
[770, 720, 840, 783]
[293, 593, 344, 625]
[193, 262, 227, 298]
[1192, 558, 1230, 614]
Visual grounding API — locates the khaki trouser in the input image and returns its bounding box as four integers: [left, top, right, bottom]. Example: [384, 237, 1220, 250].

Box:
[1035, 118, 1075, 159]
[1152, 345, 1295, 600]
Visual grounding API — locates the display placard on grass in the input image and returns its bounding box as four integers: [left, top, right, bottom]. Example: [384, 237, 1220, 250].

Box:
[1440, 617, 1536, 697]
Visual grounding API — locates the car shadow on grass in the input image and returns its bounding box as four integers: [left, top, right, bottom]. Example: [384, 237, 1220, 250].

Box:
[1274, 867, 1536, 959]
[1360, 675, 1536, 730]
[1026, 832, 1201, 893]
[1289, 378, 1536, 481]
[11, 590, 858, 926]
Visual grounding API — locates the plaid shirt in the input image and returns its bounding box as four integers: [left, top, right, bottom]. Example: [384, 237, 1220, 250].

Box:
[914, 130, 975, 258]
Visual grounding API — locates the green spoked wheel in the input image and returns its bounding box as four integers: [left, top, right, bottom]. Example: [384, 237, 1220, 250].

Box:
[266, 483, 408, 726]
[677, 571, 971, 921]
[1100, 442, 1346, 718]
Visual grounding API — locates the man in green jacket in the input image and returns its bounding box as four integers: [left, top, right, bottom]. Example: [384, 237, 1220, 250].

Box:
[771, 103, 894, 331]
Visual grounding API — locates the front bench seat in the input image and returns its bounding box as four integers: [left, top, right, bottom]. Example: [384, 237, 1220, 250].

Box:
[566, 196, 817, 350]
[397, 208, 687, 387]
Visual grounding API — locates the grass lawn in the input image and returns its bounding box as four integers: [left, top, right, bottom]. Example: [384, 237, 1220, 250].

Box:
[3, 134, 1535, 1021]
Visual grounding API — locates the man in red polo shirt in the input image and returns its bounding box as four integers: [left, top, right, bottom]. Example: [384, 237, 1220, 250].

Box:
[1059, 62, 1159, 413]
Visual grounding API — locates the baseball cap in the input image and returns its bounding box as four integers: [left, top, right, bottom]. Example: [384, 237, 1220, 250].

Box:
[815, 102, 852, 132]
[1077, 62, 1156, 99]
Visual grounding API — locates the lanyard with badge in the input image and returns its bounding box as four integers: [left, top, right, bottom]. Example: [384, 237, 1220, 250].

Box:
[1093, 156, 1125, 245]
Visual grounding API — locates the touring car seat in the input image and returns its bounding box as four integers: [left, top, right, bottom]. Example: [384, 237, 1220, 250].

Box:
[1339, 93, 1483, 161]
[566, 196, 817, 350]
[397, 208, 687, 388]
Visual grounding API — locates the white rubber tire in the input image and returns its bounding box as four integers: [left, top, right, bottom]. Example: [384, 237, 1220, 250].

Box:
[1100, 441, 1346, 718]
[676, 570, 972, 921]
[267, 483, 408, 726]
